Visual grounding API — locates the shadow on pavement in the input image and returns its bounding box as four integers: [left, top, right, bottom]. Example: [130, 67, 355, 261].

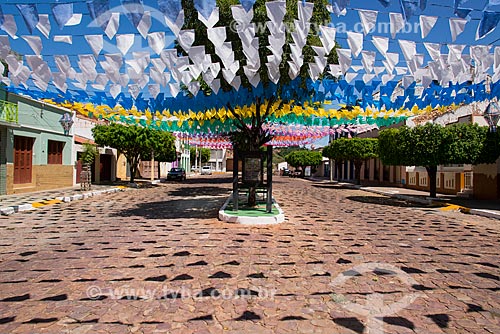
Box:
[167, 186, 230, 197]
[116, 197, 225, 220]
[346, 195, 430, 208]
[118, 177, 232, 220]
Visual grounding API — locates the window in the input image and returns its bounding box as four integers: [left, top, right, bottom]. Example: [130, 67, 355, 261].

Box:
[48, 140, 64, 164]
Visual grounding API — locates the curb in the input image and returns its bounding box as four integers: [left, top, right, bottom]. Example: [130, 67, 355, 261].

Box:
[219, 196, 285, 225]
[361, 186, 500, 220]
[0, 187, 126, 216]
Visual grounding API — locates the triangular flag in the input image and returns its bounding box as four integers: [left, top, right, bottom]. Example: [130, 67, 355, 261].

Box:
[424, 42, 441, 61]
[137, 11, 151, 38]
[121, 0, 144, 28]
[337, 49, 352, 74]
[361, 51, 376, 73]
[347, 31, 363, 58]
[398, 39, 416, 63]
[116, 34, 135, 55]
[194, 0, 216, 20]
[51, 3, 73, 29]
[85, 35, 103, 56]
[198, 7, 219, 28]
[358, 9, 378, 35]
[105, 12, 120, 39]
[389, 12, 404, 38]
[476, 11, 500, 40]
[22, 35, 42, 55]
[449, 17, 468, 42]
[36, 14, 51, 39]
[16, 4, 39, 34]
[372, 36, 388, 57]
[419, 15, 438, 39]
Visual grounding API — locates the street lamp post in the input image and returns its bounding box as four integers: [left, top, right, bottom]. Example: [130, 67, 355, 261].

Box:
[484, 100, 500, 133]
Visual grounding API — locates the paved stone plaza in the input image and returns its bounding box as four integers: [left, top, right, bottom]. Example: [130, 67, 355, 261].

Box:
[0, 176, 498, 334]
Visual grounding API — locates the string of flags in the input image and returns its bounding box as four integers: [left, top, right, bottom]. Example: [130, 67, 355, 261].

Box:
[0, 0, 498, 139]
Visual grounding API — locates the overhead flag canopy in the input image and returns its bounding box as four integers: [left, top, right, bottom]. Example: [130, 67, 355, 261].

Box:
[0, 0, 498, 147]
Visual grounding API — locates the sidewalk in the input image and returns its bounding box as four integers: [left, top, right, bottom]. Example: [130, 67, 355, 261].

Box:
[0, 184, 127, 215]
[308, 177, 500, 220]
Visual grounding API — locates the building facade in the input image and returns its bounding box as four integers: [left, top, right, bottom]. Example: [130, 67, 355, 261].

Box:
[0, 90, 74, 194]
[73, 115, 118, 185]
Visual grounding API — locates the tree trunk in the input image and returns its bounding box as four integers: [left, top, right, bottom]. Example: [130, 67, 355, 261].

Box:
[336, 161, 343, 181]
[426, 166, 437, 198]
[354, 160, 363, 185]
[129, 163, 135, 183]
[248, 186, 257, 207]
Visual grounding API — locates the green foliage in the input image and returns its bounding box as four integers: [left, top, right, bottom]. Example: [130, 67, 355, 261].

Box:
[323, 138, 378, 184]
[378, 123, 500, 197]
[190, 147, 211, 164]
[476, 130, 500, 165]
[92, 124, 176, 182]
[179, 0, 339, 95]
[273, 146, 301, 164]
[80, 143, 98, 165]
[285, 150, 323, 170]
[323, 138, 378, 161]
[379, 123, 500, 167]
[142, 131, 177, 162]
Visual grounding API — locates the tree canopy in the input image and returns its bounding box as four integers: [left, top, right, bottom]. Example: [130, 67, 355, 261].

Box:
[378, 123, 500, 197]
[323, 138, 378, 184]
[285, 150, 323, 176]
[190, 147, 211, 165]
[92, 124, 176, 182]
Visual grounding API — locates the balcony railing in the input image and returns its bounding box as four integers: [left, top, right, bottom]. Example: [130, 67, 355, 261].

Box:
[0, 100, 18, 123]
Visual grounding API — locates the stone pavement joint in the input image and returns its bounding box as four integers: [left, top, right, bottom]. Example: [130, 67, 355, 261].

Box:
[308, 177, 500, 220]
[0, 176, 499, 333]
[0, 186, 127, 216]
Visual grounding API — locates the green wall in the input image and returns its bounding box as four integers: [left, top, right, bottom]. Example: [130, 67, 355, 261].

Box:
[5, 94, 73, 166]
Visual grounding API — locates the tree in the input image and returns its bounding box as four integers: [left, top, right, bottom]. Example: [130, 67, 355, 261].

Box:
[92, 124, 176, 183]
[179, 0, 339, 207]
[190, 147, 211, 165]
[80, 142, 99, 165]
[322, 139, 348, 181]
[378, 123, 500, 198]
[142, 130, 177, 163]
[323, 138, 378, 185]
[285, 150, 323, 177]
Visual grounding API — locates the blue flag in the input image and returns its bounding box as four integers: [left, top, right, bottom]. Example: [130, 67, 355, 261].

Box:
[378, 0, 390, 7]
[121, 0, 144, 28]
[477, 10, 500, 39]
[16, 4, 39, 34]
[87, 0, 111, 30]
[240, 0, 256, 12]
[194, 0, 216, 20]
[331, 0, 350, 16]
[158, 0, 182, 22]
[51, 3, 73, 29]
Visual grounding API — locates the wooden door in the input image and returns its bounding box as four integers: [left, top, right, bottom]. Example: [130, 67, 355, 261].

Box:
[14, 136, 34, 184]
[100, 154, 111, 181]
[76, 152, 83, 183]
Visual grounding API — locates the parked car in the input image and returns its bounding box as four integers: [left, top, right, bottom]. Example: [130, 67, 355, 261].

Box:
[191, 166, 200, 172]
[167, 167, 186, 181]
[280, 168, 291, 176]
[201, 166, 212, 175]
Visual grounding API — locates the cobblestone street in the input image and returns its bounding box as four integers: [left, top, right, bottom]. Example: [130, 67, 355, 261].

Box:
[0, 176, 498, 334]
